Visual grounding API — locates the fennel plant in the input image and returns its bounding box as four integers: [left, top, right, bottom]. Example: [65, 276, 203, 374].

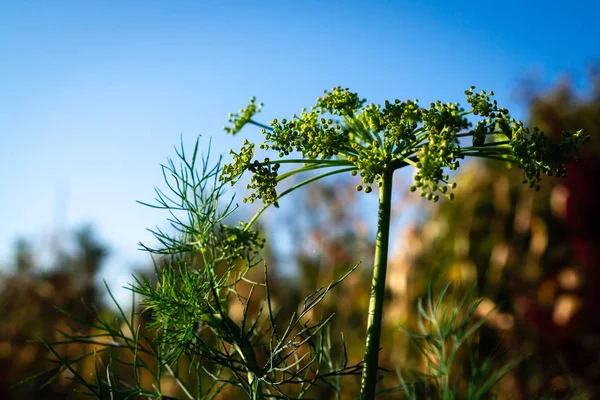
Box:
[220, 86, 587, 399]
[30, 86, 587, 399]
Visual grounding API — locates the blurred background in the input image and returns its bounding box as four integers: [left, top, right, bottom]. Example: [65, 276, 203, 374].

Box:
[1, 1, 599, 398]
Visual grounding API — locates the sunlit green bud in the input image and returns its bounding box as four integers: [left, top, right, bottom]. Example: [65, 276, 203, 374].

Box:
[356, 185, 363, 191]
[365, 186, 372, 193]
[351, 170, 357, 176]
[449, 193, 455, 200]
[410, 186, 417, 192]
[433, 195, 439, 202]
[451, 182, 457, 189]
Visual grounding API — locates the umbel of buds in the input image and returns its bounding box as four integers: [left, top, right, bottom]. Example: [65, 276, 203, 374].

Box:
[221, 86, 588, 206]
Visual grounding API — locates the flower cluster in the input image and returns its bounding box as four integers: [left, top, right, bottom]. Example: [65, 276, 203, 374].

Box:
[509, 123, 587, 189]
[410, 126, 461, 201]
[220, 139, 254, 184]
[260, 112, 350, 159]
[244, 158, 280, 205]
[381, 99, 421, 146]
[224, 96, 263, 135]
[221, 86, 587, 207]
[465, 86, 497, 116]
[221, 222, 266, 261]
[315, 86, 366, 116]
[422, 101, 470, 134]
[349, 141, 388, 193]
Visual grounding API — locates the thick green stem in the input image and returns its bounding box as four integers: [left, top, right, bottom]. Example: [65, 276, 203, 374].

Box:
[360, 170, 393, 400]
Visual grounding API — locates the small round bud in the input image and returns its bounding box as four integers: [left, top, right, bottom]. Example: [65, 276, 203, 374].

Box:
[356, 185, 363, 191]
[365, 186, 372, 193]
[409, 186, 417, 192]
[351, 170, 357, 176]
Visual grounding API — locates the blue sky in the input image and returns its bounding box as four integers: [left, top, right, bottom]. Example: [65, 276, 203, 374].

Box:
[1, 1, 598, 299]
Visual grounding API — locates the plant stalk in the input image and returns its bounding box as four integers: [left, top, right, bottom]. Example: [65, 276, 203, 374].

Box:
[202, 312, 264, 399]
[360, 169, 393, 399]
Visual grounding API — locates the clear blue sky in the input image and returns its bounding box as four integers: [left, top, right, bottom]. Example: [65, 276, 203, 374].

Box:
[1, 1, 598, 298]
